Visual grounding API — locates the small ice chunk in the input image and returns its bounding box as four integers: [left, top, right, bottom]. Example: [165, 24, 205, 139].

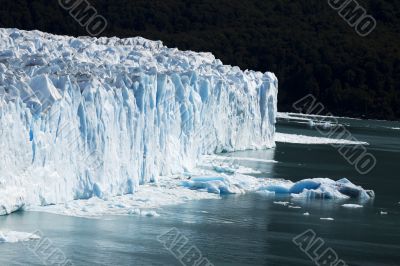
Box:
[181, 174, 252, 195]
[128, 209, 159, 217]
[0, 231, 40, 244]
[380, 211, 388, 215]
[140, 210, 160, 217]
[342, 204, 363, 209]
[273, 201, 290, 206]
[288, 205, 302, 209]
[275, 133, 368, 145]
[320, 218, 334, 221]
[303, 212, 310, 216]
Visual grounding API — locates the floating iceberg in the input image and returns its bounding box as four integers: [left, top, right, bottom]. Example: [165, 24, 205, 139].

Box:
[0, 29, 278, 213]
[273, 201, 290, 206]
[262, 178, 374, 200]
[320, 218, 334, 221]
[342, 204, 363, 209]
[274, 133, 369, 145]
[0, 231, 40, 243]
[180, 173, 374, 201]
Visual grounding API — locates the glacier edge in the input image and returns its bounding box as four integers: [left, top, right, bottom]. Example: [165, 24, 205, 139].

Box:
[0, 28, 278, 212]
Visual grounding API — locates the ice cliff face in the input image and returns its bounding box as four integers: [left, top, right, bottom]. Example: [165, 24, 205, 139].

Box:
[0, 29, 278, 213]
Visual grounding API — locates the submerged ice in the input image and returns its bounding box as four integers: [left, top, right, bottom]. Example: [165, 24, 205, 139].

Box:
[0, 29, 278, 213]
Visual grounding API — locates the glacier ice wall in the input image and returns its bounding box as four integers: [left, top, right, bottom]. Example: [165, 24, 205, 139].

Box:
[0, 29, 278, 212]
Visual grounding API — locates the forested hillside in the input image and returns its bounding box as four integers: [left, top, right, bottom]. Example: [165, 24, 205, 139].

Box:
[0, 0, 399, 119]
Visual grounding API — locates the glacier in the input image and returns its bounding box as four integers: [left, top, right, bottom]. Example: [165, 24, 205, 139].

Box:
[0, 28, 278, 214]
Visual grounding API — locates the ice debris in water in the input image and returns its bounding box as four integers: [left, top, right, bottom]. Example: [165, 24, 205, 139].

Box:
[181, 175, 259, 195]
[0, 231, 40, 243]
[342, 204, 363, 209]
[183, 175, 375, 201]
[128, 209, 160, 217]
[273, 201, 290, 206]
[261, 178, 374, 200]
[274, 133, 369, 145]
[320, 218, 334, 221]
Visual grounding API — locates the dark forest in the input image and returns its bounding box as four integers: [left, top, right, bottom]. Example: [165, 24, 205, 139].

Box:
[1, 0, 399, 119]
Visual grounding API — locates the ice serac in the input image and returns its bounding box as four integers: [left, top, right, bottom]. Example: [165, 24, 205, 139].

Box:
[0, 29, 278, 212]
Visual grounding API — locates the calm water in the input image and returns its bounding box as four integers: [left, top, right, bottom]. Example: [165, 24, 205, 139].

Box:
[1, 117, 400, 266]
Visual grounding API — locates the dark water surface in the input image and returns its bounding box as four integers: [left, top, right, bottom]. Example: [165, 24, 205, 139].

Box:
[1, 117, 399, 266]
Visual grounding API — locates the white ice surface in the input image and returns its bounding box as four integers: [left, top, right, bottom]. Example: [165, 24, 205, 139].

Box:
[30, 167, 374, 217]
[308, 120, 336, 129]
[342, 204, 363, 209]
[29, 175, 219, 218]
[181, 167, 374, 200]
[202, 155, 278, 164]
[277, 112, 362, 121]
[273, 201, 290, 206]
[275, 133, 368, 145]
[0, 231, 40, 243]
[320, 218, 334, 221]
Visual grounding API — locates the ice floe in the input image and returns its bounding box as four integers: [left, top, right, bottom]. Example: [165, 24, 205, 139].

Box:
[27, 171, 375, 218]
[320, 218, 334, 221]
[342, 204, 363, 209]
[182, 172, 374, 200]
[273, 201, 290, 206]
[29, 176, 219, 218]
[0, 231, 40, 243]
[260, 178, 374, 200]
[275, 133, 369, 145]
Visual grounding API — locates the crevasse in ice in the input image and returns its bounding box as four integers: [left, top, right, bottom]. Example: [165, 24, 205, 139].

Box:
[0, 29, 278, 213]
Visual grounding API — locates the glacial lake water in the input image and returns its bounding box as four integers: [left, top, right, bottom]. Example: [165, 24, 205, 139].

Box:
[1, 116, 400, 266]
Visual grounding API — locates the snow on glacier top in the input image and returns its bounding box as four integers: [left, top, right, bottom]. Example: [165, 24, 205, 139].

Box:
[0, 28, 276, 98]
